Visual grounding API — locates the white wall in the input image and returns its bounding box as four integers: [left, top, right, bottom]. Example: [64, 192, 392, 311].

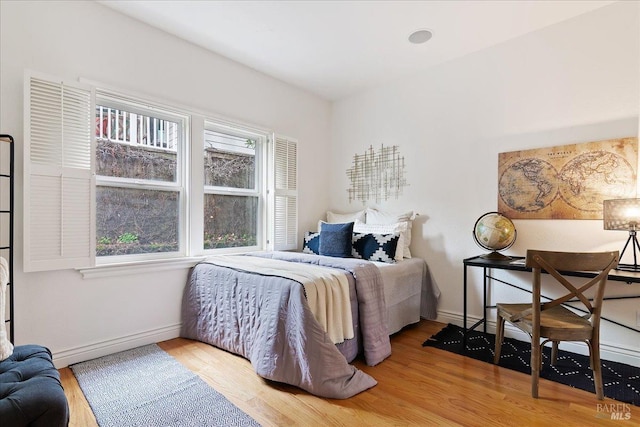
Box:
[2, 0, 638, 369]
[331, 1, 640, 365]
[0, 1, 332, 366]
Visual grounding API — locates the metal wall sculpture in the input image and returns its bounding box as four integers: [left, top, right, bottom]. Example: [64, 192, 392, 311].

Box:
[346, 144, 408, 204]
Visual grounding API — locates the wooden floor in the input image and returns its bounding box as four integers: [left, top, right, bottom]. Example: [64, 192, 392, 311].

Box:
[60, 320, 640, 426]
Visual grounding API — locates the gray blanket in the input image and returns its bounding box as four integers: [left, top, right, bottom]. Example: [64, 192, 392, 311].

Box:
[249, 251, 391, 365]
[181, 252, 390, 398]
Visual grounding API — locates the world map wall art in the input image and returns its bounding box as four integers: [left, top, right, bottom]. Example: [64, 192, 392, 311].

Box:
[498, 137, 638, 219]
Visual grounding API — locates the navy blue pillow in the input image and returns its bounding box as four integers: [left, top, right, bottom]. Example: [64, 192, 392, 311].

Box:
[303, 231, 320, 254]
[352, 232, 399, 263]
[319, 222, 354, 257]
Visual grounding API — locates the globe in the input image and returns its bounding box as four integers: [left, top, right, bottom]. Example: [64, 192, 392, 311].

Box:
[473, 212, 517, 259]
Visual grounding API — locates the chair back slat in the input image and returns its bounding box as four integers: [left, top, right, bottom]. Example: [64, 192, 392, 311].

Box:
[525, 250, 618, 273]
[525, 250, 619, 316]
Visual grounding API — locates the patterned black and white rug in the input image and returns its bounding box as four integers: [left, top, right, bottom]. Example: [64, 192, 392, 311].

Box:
[71, 344, 261, 426]
[422, 323, 639, 406]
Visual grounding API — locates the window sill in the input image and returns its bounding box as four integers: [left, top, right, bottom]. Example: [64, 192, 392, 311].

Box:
[77, 256, 206, 279]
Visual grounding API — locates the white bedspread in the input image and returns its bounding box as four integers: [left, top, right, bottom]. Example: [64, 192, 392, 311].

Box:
[202, 255, 353, 343]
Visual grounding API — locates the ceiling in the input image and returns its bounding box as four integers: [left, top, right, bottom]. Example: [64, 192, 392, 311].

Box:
[99, 0, 615, 101]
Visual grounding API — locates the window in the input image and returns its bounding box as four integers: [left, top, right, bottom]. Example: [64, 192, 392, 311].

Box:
[203, 123, 264, 251]
[94, 95, 187, 261]
[24, 71, 298, 272]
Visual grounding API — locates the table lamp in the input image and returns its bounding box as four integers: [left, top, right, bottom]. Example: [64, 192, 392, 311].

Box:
[603, 198, 640, 271]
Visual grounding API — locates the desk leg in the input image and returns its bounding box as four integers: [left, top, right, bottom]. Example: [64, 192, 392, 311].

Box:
[483, 267, 488, 333]
[463, 265, 467, 330]
[462, 263, 486, 347]
[463, 263, 468, 347]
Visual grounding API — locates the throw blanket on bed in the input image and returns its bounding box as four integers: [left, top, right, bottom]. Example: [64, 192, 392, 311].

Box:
[248, 251, 391, 366]
[198, 255, 353, 344]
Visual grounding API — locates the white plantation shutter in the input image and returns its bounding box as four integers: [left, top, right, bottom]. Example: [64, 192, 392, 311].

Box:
[24, 73, 95, 272]
[273, 136, 298, 250]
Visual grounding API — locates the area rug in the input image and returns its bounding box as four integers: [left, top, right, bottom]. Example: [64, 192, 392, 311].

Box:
[422, 323, 639, 406]
[71, 344, 261, 427]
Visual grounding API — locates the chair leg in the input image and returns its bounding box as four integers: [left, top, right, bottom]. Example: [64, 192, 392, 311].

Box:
[589, 340, 604, 400]
[551, 341, 558, 366]
[493, 316, 505, 364]
[531, 342, 541, 398]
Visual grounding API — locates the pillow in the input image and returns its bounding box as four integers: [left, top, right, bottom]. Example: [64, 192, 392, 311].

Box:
[319, 221, 354, 258]
[365, 208, 416, 224]
[353, 219, 407, 261]
[0, 256, 13, 361]
[327, 210, 366, 224]
[365, 208, 416, 258]
[302, 231, 320, 255]
[352, 233, 400, 263]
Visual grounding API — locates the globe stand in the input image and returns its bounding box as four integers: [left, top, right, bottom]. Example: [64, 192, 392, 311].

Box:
[480, 251, 512, 261]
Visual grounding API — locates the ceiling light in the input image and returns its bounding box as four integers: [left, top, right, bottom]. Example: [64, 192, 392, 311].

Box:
[408, 29, 433, 44]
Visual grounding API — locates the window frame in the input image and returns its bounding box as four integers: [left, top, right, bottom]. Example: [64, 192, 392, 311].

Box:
[201, 120, 267, 254]
[94, 92, 190, 265]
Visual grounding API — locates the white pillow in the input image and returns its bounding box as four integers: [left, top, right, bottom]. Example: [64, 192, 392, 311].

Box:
[318, 210, 366, 231]
[327, 210, 366, 224]
[353, 219, 407, 261]
[365, 209, 416, 258]
[365, 208, 416, 224]
[0, 257, 13, 361]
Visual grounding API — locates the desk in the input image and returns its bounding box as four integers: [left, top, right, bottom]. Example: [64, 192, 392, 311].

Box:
[463, 255, 640, 336]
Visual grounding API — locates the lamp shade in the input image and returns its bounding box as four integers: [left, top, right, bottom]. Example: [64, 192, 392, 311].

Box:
[603, 198, 640, 231]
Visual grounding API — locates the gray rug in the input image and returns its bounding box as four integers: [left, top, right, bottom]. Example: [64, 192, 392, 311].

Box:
[71, 344, 261, 427]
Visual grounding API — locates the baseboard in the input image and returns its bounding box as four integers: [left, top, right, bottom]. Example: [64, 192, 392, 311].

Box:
[52, 323, 182, 369]
[433, 310, 640, 368]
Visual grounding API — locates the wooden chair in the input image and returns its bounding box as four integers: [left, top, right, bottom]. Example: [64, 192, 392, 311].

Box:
[493, 250, 619, 399]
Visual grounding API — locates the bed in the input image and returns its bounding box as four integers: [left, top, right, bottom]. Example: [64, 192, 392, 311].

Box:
[181, 250, 439, 399]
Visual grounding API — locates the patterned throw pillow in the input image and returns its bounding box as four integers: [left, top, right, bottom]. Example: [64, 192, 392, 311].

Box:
[365, 208, 416, 258]
[352, 233, 400, 263]
[319, 221, 354, 257]
[303, 231, 320, 254]
[353, 219, 406, 261]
